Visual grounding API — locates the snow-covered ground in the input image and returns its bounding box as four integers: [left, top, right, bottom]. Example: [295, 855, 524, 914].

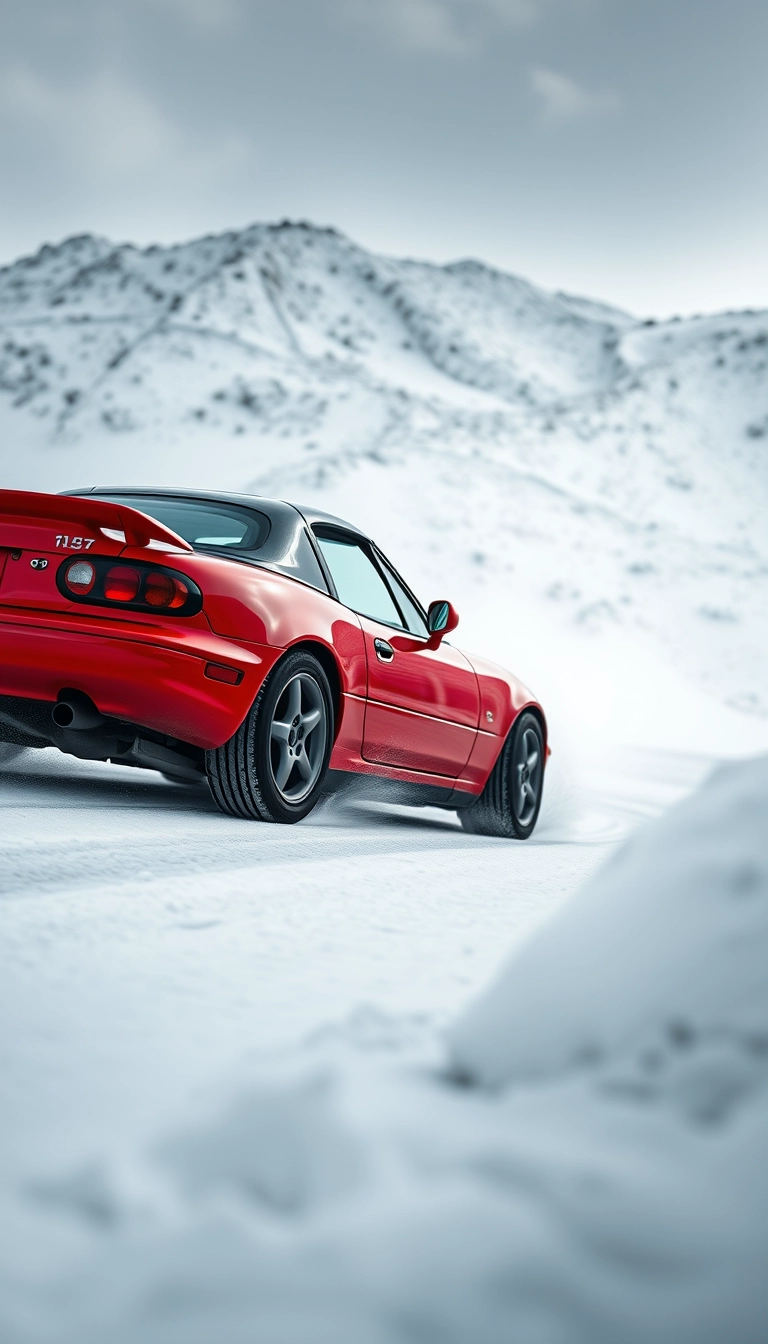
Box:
[2, 746, 767, 1342]
[1, 222, 768, 1340]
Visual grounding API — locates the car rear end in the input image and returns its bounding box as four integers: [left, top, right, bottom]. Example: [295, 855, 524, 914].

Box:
[0, 490, 272, 776]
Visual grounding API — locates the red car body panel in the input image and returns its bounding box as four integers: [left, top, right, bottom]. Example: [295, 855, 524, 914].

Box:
[0, 489, 547, 803]
[154, 549, 369, 700]
[460, 652, 545, 792]
[0, 607, 273, 749]
[358, 614, 480, 777]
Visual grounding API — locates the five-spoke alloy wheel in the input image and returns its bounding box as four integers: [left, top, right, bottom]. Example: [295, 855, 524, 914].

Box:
[513, 721, 543, 830]
[206, 650, 334, 823]
[269, 672, 329, 804]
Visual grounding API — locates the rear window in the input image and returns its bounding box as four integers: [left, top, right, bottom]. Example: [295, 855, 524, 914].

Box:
[92, 496, 269, 551]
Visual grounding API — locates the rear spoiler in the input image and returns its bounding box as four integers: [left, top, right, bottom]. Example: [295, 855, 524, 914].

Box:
[0, 490, 192, 554]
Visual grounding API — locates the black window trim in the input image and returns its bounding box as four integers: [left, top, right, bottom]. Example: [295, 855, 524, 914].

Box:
[305, 524, 339, 599]
[311, 524, 429, 640]
[370, 543, 429, 639]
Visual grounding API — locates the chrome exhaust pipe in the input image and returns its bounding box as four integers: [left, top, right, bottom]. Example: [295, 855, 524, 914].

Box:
[52, 690, 105, 731]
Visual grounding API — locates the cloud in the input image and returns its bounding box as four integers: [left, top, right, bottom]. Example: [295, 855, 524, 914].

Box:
[471, 0, 554, 26]
[334, 0, 468, 56]
[334, 0, 559, 58]
[0, 64, 252, 181]
[141, 0, 243, 33]
[530, 64, 621, 123]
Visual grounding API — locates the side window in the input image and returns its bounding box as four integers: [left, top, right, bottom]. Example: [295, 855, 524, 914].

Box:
[316, 534, 402, 628]
[376, 554, 428, 638]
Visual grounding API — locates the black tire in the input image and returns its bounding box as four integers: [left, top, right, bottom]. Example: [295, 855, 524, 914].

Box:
[206, 650, 334, 823]
[458, 711, 544, 840]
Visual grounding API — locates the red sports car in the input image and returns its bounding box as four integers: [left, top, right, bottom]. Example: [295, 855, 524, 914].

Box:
[0, 488, 547, 837]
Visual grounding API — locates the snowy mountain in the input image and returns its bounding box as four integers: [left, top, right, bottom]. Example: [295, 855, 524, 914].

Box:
[1, 221, 766, 718]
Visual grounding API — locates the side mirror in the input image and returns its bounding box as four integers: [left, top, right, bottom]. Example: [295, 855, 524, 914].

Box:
[427, 600, 459, 645]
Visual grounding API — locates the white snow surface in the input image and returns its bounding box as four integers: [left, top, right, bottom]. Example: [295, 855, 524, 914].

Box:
[2, 754, 767, 1343]
[2, 221, 768, 1339]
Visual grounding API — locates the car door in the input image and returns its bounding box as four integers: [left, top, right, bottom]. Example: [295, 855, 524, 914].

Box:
[313, 529, 479, 777]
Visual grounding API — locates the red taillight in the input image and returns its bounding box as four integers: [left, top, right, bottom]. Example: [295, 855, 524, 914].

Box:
[64, 560, 96, 595]
[144, 571, 189, 609]
[57, 558, 201, 616]
[103, 565, 141, 602]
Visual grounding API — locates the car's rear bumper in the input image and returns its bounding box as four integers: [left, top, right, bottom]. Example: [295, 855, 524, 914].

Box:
[0, 610, 279, 749]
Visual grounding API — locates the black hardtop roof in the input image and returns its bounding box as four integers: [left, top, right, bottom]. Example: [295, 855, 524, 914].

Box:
[62, 486, 369, 541]
[59, 486, 428, 620]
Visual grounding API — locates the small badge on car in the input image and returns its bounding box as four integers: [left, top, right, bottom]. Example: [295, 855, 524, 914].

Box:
[486, 709, 494, 722]
[30, 558, 49, 570]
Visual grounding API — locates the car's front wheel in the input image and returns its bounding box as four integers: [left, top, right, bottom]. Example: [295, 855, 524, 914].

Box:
[206, 650, 334, 823]
[458, 711, 544, 839]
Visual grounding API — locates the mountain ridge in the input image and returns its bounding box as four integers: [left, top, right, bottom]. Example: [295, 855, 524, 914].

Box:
[0, 220, 766, 718]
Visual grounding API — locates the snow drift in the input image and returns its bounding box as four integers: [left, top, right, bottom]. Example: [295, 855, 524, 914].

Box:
[450, 753, 768, 1092]
[6, 757, 767, 1344]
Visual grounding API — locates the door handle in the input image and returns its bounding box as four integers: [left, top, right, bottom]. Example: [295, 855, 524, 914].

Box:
[374, 638, 395, 663]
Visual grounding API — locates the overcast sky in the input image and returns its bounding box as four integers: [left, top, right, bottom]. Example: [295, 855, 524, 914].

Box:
[2, 0, 767, 315]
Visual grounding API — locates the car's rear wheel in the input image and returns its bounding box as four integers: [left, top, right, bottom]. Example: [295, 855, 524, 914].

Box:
[458, 711, 544, 839]
[206, 650, 334, 823]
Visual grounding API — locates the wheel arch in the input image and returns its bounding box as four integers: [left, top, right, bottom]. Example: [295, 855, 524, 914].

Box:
[481, 699, 548, 783]
[518, 701, 548, 761]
